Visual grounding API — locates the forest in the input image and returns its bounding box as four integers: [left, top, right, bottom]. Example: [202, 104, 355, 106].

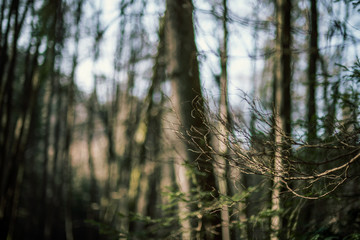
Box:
[0, 0, 360, 239]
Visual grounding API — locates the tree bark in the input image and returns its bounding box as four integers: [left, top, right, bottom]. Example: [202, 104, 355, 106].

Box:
[0, 1, 33, 238]
[271, 0, 292, 239]
[307, 0, 318, 142]
[165, 0, 221, 239]
[44, 78, 63, 240]
[63, 2, 83, 239]
[134, 16, 165, 236]
[214, 0, 231, 239]
[85, 89, 100, 240]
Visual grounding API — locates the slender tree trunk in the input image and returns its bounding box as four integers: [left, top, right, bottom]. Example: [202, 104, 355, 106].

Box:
[63, 58, 76, 240]
[271, 0, 292, 239]
[115, 60, 141, 234]
[299, 0, 319, 234]
[134, 17, 165, 236]
[87, 91, 99, 205]
[0, 0, 20, 195]
[63, 2, 83, 239]
[250, 3, 259, 136]
[7, 37, 40, 240]
[0, 0, 29, 140]
[115, 102, 139, 233]
[245, 4, 271, 239]
[0, 2, 32, 237]
[41, 43, 57, 239]
[0, 0, 6, 37]
[44, 79, 63, 240]
[85, 89, 99, 240]
[0, 0, 16, 93]
[214, 1, 231, 239]
[318, 55, 333, 137]
[1, 31, 41, 240]
[307, 0, 318, 142]
[39, 1, 66, 234]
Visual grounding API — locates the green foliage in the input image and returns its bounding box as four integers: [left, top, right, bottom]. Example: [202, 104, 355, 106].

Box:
[249, 208, 282, 226]
[338, 59, 360, 105]
[85, 219, 127, 240]
[345, 234, 360, 240]
[301, 225, 360, 240]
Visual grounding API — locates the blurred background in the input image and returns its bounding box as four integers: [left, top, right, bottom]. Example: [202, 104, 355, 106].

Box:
[0, 0, 360, 239]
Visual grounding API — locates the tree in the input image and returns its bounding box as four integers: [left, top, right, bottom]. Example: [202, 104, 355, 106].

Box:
[271, 0, 292, 239]
[306, 0, 319, 142]
[214, 0, 231, 239]
[1, 0, 360, 239]
[165, 0, 221, 238]
[0, 1, 37, 238]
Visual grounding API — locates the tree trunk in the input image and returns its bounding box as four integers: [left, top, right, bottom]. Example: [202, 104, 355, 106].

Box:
[0, 1, 32, 237]
[63, 56, 76, 240]
[63, 2, 83, 238]
[134, 16, 165, 236]
[214, 0, 231, 239]
[44, 78, 63, 240]
[165, 0, 221, 239]
[86, 89, 99, 240]
[41, 40, 57, 239]
[271, 0, 292, 239]
[307, 0, 318, 142]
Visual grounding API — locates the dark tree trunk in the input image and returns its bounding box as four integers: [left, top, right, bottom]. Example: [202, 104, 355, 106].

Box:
[307, 0, 318, 142]
[165, 0, 221, 239]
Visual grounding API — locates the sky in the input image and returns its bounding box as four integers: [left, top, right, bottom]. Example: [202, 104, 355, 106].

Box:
[74, 0, 360, 118]
[75, 0, 259, 106]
